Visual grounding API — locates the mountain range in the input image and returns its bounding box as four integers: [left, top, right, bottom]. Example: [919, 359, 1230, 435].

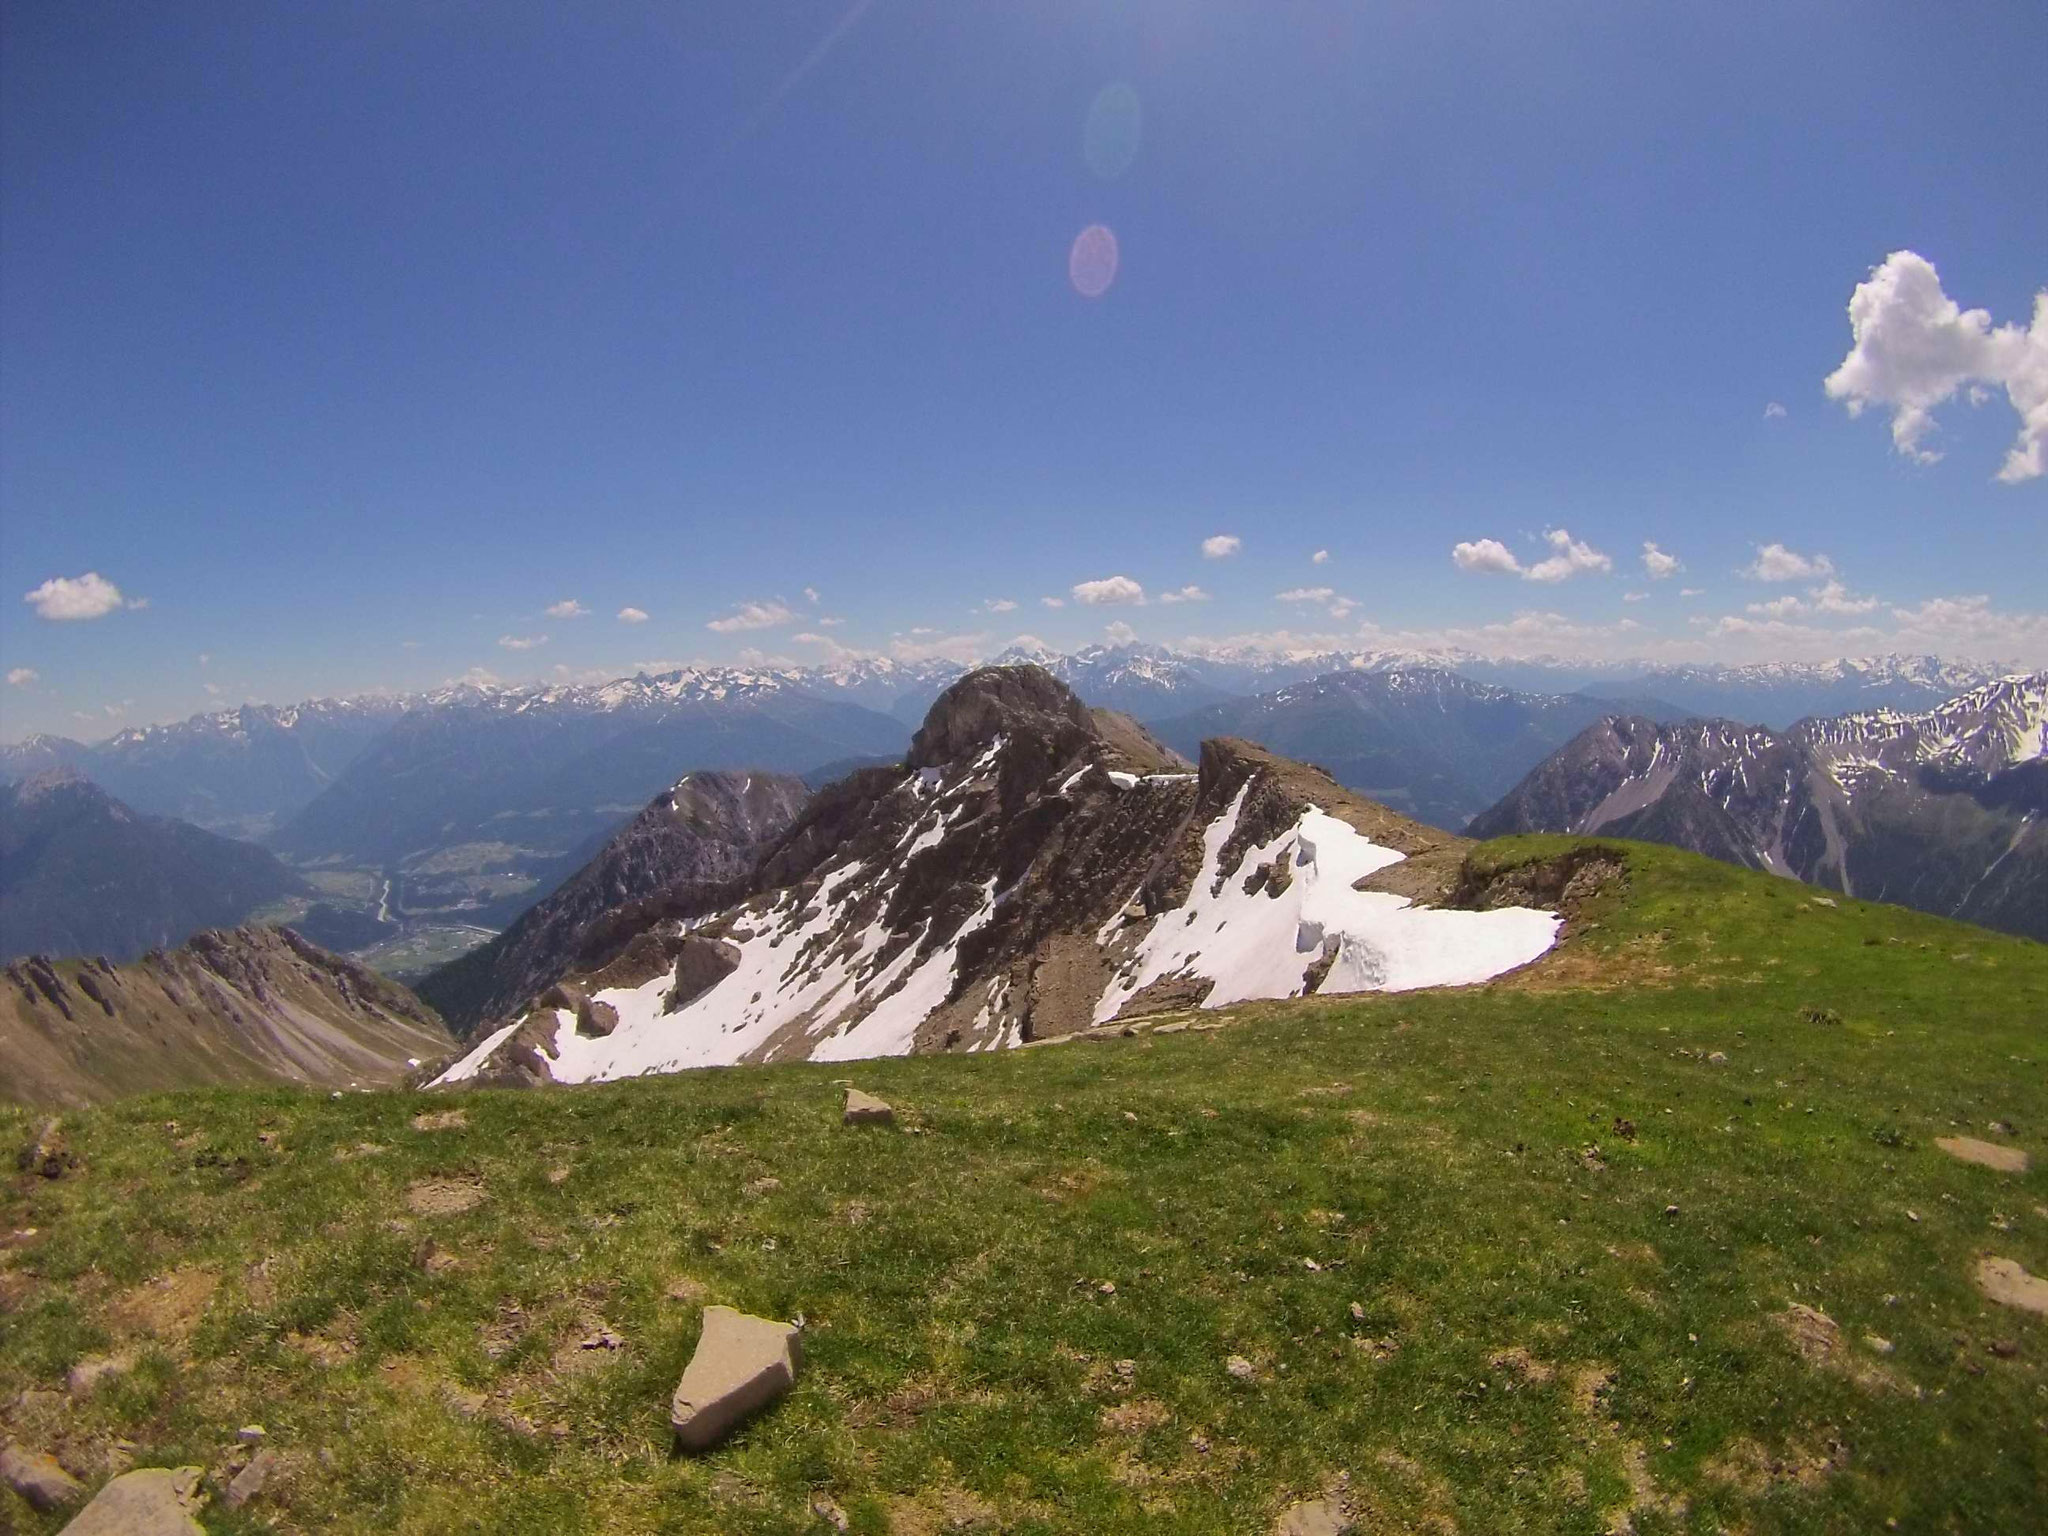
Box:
[1471, 672, 2048, 940]
[1, 770, 309, 962]
[433, 666, 1566, 1084]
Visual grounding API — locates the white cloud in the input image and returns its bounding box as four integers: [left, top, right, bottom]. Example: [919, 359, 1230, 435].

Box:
[1680, 587, 1704, 598]
[707, 599, 796, 633]
[1525, 528, 1613, 583]
[818, 616, 846, 627]
[1763, 401, 1788, 419]
[804, 586, 820, 604]
[617, 606, 650, 624]
[1072, 575, 1145, 606]
[888, 630, 989, 664]
[1745, 595, 1806, 619]
[448, 666, 503, 688]
[1201, 535, 1241, 559]
[544, 599, 590, 619]
[1887, 594, 2048, 662]
[1276, 586, 1336, 603]
[1451, 538, 1523, 576]
[1311, 549, 1330, 564]
[1104, 620, 1138, 645]
[204, 682, 223, 697]
[981, 598, 1018, 613]
[1156, 585, 1210, 604]
[1040, 595, 1066, 609]
[1809, 579, 1879, 616]
[1623, 591, 1647, 604]
[497, 633, 548, 651]
[6, 667, 37, 687]
[1824, 250, 2048, 483]
[1743, 543, 1834, 582]
[1641, 542, 1681, 580]
[198, 652, 211, 667]
[23, 571, 133, 621]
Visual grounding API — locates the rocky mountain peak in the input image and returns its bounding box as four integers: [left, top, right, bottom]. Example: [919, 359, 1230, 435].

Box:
[14, 765, 98, 805]
[906, 665, 1100, 770]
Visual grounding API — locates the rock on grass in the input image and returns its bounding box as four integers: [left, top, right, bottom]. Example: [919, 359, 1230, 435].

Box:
[671, 1307, 803, 1451]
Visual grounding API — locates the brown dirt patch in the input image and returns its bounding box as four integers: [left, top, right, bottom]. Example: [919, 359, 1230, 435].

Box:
[1705, 1432, 1848, 1494]
[1488, 1346, 1556, 1385]
[1570, 1364, 1615, 1419]
[406, 1175, 486, 1217]
[411, 1109, 468, 1132]
[1936, 1136, 2028, 1174]
[110, 1266, 217, 1345]
[1976, 1256, 2048, 1315]
[1774, 1304, 1899, 1390]
[1100, 1398, 1172, 1436]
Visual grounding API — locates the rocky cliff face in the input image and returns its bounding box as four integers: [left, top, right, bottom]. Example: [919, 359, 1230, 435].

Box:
[416, 770, 811, 1033]
[435, 666, 1561, 1088]
[2, 926, 454, 1106]
[1470, 674, 2047, 940]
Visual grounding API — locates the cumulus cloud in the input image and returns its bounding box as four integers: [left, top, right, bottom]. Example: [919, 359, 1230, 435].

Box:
[1824, 250, 2048, 483]
[1680, 587, 1705, 598]
[1623, 592, 1647, 603]
[1312, 549, 1330, 564]
[617, 606, 650, 624]
[1763, 402, 1788, 419]
[497, 633, 548, 651]
[804, 586, 820, 603]
[1525, 528, 1613, 583]
[1040, 595, 1066, 609]
[1641, 542, 1681, 579]
[6, 667, 37, 687]
[23, 572, 135, 621]
[1743, 543, 1834, 582]
[1072, 575, 1145, 606]
[1156, 585, 1209, 604]
[981, 598, 1019, 613]
[1201, 535, 1241, 559]
[1276, 586, 1336, 604]
[1809, 579, 1879, 616]
[1451, 538, 1521, 576]
[1104, 620, 1138, 645]
[707, 599, 796, 632]
[1887, 594, 2048, 662]
[544, 599, 589, 619]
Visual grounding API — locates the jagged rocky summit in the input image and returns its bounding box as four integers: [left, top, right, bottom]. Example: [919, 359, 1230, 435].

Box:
[1470, 672, 2047, 941]
[435, 666, 1561, 1087]
[2, 925, 454, 1107]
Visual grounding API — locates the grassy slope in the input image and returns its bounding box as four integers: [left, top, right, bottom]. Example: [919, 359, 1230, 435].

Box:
[3, 838, 2044, 1534]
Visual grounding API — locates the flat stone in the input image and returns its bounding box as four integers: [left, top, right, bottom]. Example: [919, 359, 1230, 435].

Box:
[223, 1447, 279, 1510]
[56, 1466, 206, 1535]
[670, 1306, 802, 1451]
[842, 1088, 894, 1127]
[1276, 1495, 1353, 1535]
[1936, 1136, 2029, 1174]
[1977, 1256, 2048, 1315]
[1153, 1022, 1189, 1035]
[2, 1442, 84, 1511]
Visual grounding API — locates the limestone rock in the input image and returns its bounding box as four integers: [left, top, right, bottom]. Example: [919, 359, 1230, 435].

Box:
[842, 1088, 894, 1127]
[56, 1466, 206, 1535]
[2, 1442, 84, 1511]
[1936, 1136, 2029, 1174]
[223, 1447, 279, 1510]
[670, 1306, 802, 1451]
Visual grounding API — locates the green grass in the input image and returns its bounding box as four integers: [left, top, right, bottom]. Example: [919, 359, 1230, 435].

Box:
[4, 840, 2044, 1534]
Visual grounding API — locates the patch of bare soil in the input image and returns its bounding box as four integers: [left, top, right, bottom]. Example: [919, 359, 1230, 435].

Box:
[1774, 1304, 1900, 1390]
[110, 1266, 217, 1346]
[1101, 1398, 1172, 1436]
[406, 1174, 485, 1217]
[1705, 1432, 1848, 1494]
[1488, 1346, 1556, 1385]
[410, 1109, 467, 1132]
[1936, 1136, 2028, 1173]
[1976, 1256, 2048, 1315]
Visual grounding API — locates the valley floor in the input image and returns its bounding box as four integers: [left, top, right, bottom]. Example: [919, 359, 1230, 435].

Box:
[3, 842, 2045, 1534]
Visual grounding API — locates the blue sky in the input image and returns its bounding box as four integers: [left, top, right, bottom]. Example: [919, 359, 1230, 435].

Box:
[3, 0, 2043, 739]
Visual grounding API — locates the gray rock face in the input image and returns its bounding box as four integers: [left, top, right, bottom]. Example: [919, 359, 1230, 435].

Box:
[842, 1088, 894, 1126]
[222, 1447, 279, 1510]
[670, 1306, 803, 1451]
[2, 1442, 85, 1510]
[56, 1466, 207, 1534]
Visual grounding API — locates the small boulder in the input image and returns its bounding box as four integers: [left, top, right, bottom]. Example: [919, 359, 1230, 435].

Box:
[17, 1117, 76, 1180]
[671, 1307, 802, 1451]
[55, 1466, 206, 1535]
[1, 1442, 84, 1511]
[1276, 1495, 1353, 1535]
[842, 1088, 894, 1127]
[223, 1447, 280, 1510]
[1977, 1256, 2048, 1316]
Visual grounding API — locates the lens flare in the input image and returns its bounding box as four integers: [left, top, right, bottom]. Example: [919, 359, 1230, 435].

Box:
[1083, 82, 1142, 180]
[1069, 224, 1119, 299]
